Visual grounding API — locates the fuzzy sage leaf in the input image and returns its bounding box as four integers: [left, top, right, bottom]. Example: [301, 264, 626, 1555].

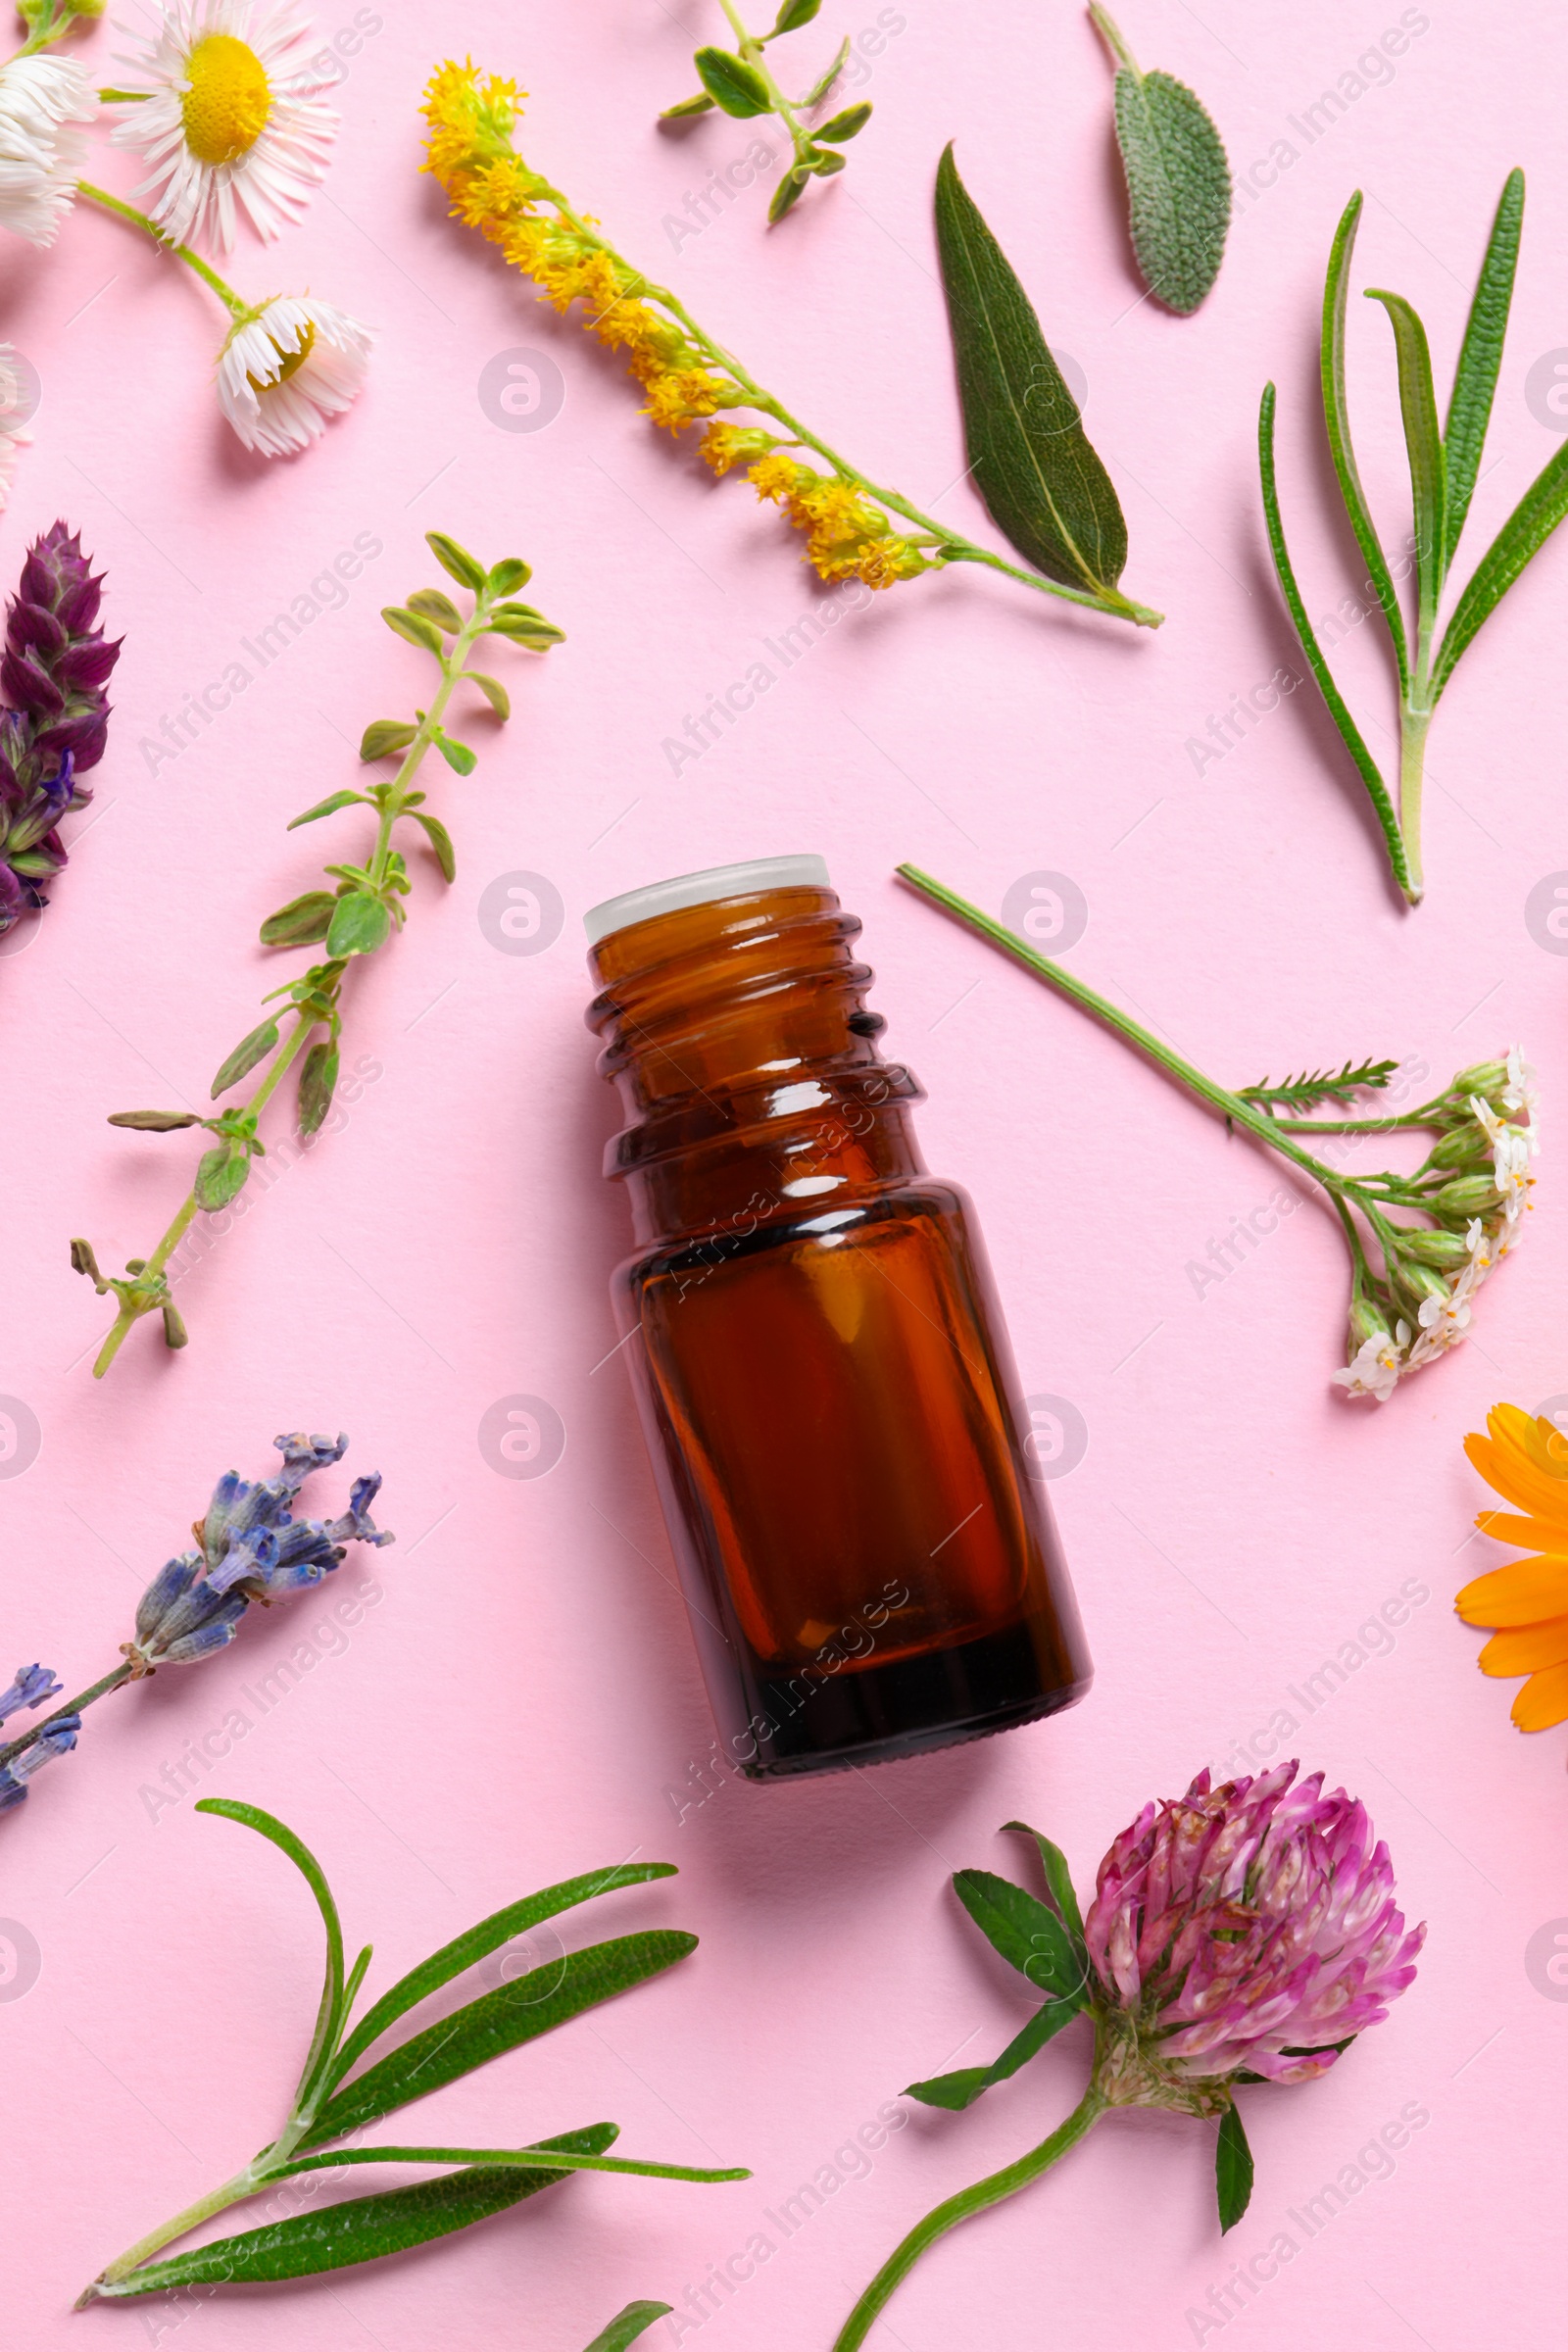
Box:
[935, 144, 1152, 624]
[1091, 5, 1231, 315]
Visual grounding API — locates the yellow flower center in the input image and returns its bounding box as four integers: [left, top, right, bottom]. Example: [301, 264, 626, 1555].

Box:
[181, 34, 271, 166]
[247, 322, 315, 395]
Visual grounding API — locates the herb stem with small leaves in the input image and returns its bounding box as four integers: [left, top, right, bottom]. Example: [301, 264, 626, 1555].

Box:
[72, 534, 564, 1377]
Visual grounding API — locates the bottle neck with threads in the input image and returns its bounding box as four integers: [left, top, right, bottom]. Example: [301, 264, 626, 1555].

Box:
[585, 869, 925, 1246]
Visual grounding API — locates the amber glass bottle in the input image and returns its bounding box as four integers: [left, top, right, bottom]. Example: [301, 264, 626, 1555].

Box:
[584, 856, 1091, 1779]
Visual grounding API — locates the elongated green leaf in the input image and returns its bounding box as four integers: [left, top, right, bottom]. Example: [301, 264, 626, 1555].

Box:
[307, 1932, 697, 2145]
[815, 102, 871, 143]
[934, 144, 1131, 606]
[407, 588, 464, 633]
[660, 90, 714, 119]
[260, 889, 336, 947]
[195, 1800, 345, 2109]
[1320, 191, 1409, 696]
[1444, 169, 1524, 569]
[1215, 2104, 1253, 2231]
[953, 1870, 1083, 1998]
[466, 670, 511, 719]
[297, 1041, 339, 1138]
[694, 46, 771, 119]
[408, 810, 456, 881]
[332, 1864, 678, 2082]
[1092, 6, 1229, 316]
[326, 892, 392, 958]
[1432, 436, 1568, 698]
[425, 532, 485, 590]
[92, 2127, 618, 2297]
[485, 558, 532, 596]
[906, 1993, 1080, 2110]
[270, 2143, 745, 2185]
[1365, 289, 1446, 611]
[288, 790, 366, 831]
[584, 2306, 674, 2352]
[107, 1109, 199, 1131]
[768, 167, 808, 224]
[193, 1143, 251, 1212]
[382, 605, 445, 655]
[483, 612, 565, 648]
[360, 719, 418, 763]
[1004, 1820, 1086, 1943]
[771, 0, 820, 30]
[1257, 382, 1411, 894]
[802, 34, 848, 107]
[433, 729, 476, 777]
[211, 1019, 279, 1099]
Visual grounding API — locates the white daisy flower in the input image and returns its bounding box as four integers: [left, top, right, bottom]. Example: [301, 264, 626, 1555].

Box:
[0, 344, 33, 511]
[0, 53, 96, 247]
[110, 0, 336, 251]
[1332, 1324, 1406, 1403]
[215, 294, 369, 458]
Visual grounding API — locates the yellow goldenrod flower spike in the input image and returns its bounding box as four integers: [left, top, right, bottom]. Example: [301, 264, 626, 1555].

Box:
[419, 61, 1162, 623]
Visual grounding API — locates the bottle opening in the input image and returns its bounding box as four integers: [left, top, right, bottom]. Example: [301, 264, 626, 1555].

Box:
[583, 854, 831, 947]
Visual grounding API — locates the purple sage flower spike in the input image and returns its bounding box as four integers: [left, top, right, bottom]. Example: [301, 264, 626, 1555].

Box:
[0, 522, 120, 934]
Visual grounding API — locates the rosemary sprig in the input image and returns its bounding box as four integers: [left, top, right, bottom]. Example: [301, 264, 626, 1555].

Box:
[1260, 172, 1568, 903]
[76, 1802, 746, 2303]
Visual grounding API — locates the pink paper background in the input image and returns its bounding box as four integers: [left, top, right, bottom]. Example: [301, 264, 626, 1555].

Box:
[2, 1, 1564, 2343]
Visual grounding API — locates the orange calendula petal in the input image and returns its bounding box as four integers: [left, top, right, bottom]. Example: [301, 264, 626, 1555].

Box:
[1478, 1620, 1568, 1676]
[1456, 1557, 1568, 1627]
[1475, 1510, 1568, 1549]
[1512, 1663, 1568, 1732]
[1466, 1432, 1568, 1520]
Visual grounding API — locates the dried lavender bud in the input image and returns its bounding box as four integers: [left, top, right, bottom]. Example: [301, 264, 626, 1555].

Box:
[0, 520, 120, 934]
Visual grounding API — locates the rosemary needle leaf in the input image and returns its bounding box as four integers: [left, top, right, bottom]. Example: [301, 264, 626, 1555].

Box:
[583, 2305, 677, 2351]
[87, 2131, 622, 2297]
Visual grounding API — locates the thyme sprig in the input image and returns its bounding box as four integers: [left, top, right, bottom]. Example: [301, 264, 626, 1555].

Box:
[662, 0, 871, 224]
[70, 532, 563, 1377]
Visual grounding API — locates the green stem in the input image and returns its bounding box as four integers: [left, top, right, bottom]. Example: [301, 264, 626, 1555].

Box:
[0, 1662, 130, 1771]
[716, 0, 816, 174]
[88, 606, 493, 1378]
[1088, 4, 1140, 74]
[833, 2087, 1105, 2352]
[895, 865, 1350, 1194]
[74, 180, 250, 319]
[546, 192, 1162, 627]
[86, 2160, 275, 2296]
[1397, 703, 1432, 905]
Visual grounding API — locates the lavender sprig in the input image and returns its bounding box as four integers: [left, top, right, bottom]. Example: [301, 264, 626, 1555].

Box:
[0, 1433, 391, 1812]
[0, 521, 119, 933]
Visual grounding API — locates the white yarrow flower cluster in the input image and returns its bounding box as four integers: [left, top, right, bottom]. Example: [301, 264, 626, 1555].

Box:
[0, 53, 95, 248]
[1334, 1050, 1539, 1403]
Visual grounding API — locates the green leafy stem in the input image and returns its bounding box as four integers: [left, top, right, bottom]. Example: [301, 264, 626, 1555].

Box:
[1260, 171, 1568, 904]
[662, 0, 872, 224]
[70, 533, 564, 1378]
[833, 1821, 1262, 2349]
[76, 1802, 746, 2305]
